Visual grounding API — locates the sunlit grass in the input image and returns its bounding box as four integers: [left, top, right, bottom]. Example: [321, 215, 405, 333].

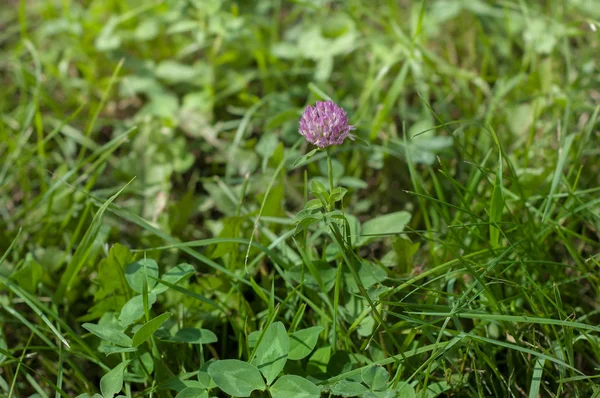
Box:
[1, 0, 599, 396]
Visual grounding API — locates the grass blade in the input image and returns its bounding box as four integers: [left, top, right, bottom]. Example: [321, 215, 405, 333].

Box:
[542, 134, 575, 223]
[54, 180, 133, 302]
[529, 358, 545, 398]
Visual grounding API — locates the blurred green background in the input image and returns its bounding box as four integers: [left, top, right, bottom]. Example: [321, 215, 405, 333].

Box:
[1, 0, 600, 396]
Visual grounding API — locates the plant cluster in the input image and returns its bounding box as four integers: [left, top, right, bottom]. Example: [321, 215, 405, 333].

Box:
[0, 1, 599, 397]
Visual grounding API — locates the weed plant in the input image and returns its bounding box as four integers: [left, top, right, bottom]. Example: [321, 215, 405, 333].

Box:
[0, 0, 599, 397]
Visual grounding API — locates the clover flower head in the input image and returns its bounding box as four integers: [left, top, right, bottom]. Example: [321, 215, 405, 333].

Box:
[298, 100, 356, 149]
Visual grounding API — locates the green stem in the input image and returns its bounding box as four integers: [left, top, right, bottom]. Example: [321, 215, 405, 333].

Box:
[327, 148, 335, 211]
[327, 147, 334, 194]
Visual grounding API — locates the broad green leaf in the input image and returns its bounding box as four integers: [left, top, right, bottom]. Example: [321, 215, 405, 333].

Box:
[256, 132, 280, 162]
[150, 275, 225, 314]
[304, 199, 323, 210]
[330, 187, 348, 203]
[366, 286, 389, 301]
[288, 326, 324, 360]
[357, 211, 411, 246]
[10, 253, 43, 293]
[251, 322, 289, 385]
[363, 393, 382, 398]
[203, 181, 238, 216]
[270, 375, 321, 398]
[132, 349, 154, 376]
[307, 345, 331, 374]
[397, 382, 416, 398]
[91, 243, 134, 317]
[330, 380, 368, 397]
[311, 179, 328, 195]
[82, 323, 132, 347]
[523, 19, 558, 54]
[272, 42, 300, 59]
[423, 380, 451, 398]
[120, 76, 163, 97]
[118, 294, 157, 328]
[327, 351, 352, 376]
[152, 263, 195, 294]
[338, 176, 368, 189]
[227, 147, 259, 176]
[132, 312, 171, 347]
[507, 103, 534, 136]
[342, 260, 387, 293]
[357, 315, 375, 337]
[100, 360, 130, 398]
[361, 365, 389, 391]
[140, 94, 179, 118]
[247, 330, 261, 349]
[207, 360, 266, 397]
[295, 207, 321, 221]
[164, 328, 218, 345]
[162, 377, 207, 393]
[155, 60, 199, 83]
[287, 262, 336, 292]
[294, 216, 322, 235]
[134, 19, 159, 41]
[363, 390, 399, 398]
[95, 20, 120, 51]
[198, 359, 217, 389]
[258, 182, 285, 218]
[175, 387, 208, 398]
[211, 217, 243, 259]
[84, 297, 126, 324]
[125, 259, 159, 294]
[388, 237, 420, 273]
[167, 19, 200, 34]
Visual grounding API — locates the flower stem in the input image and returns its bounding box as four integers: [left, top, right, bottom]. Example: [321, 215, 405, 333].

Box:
[327, 147, 334, 195]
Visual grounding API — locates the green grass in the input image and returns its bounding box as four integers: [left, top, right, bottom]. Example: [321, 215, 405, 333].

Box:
[1, 0, 600, 397]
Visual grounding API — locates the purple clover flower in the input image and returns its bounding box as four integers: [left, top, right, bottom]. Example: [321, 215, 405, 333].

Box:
[299, 100, 356, 149]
